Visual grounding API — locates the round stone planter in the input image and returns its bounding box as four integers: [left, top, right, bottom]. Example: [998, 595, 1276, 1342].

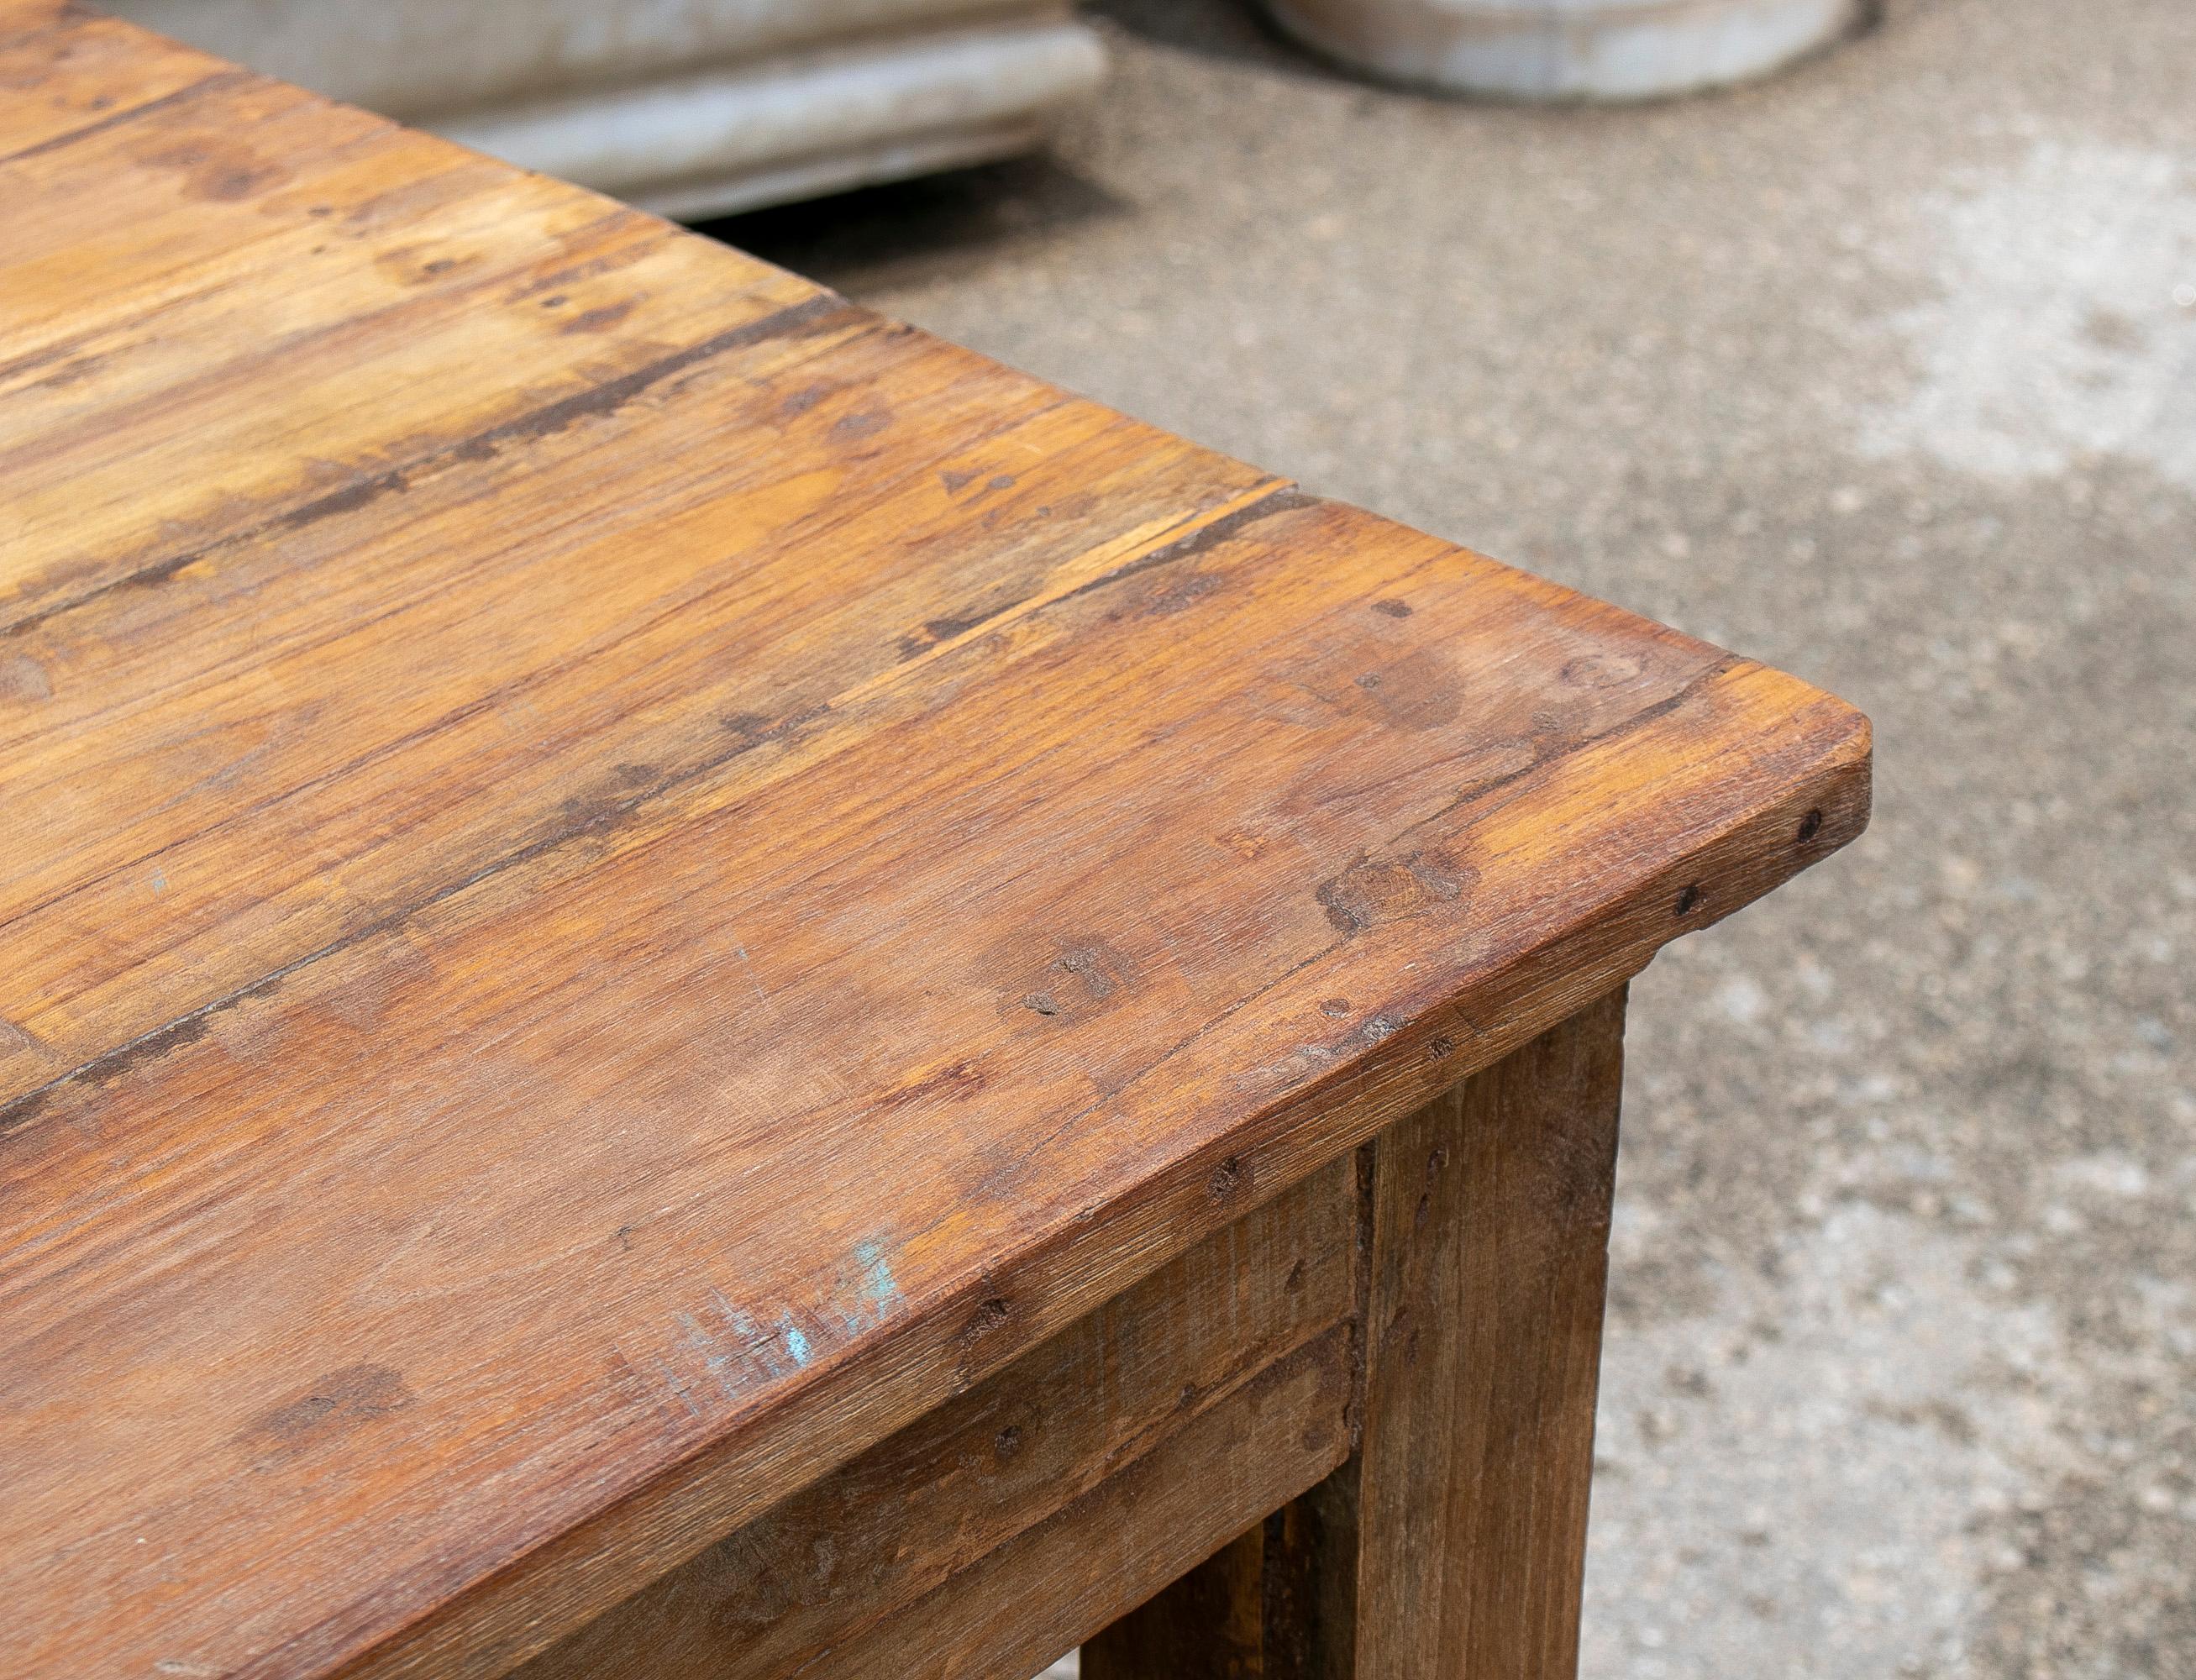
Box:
[1262, 0, 1872, 102]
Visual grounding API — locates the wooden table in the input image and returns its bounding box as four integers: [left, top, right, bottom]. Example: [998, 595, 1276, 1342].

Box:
[0, 7, 1870, 1677]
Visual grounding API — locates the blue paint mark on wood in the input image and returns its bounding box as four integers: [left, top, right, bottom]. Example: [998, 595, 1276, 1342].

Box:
[653, 1251, 896, 1413]
[780, 1317, 812, 1368]
[852, 1239, 900, 1328]
[676, 1311, 746, 1399]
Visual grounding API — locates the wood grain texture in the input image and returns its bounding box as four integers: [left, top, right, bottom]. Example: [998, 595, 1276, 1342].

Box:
[1349, 987, 1626, 1678]
[517, 1155, 1357, 1680]
[1085, 994, 1627, 1679]
[0, 12, 1870, 1680]
[1081, 1479, 1364, 1680]
[814, 1328, 1356, 1680]
[1082, 1524, 1273, 1680]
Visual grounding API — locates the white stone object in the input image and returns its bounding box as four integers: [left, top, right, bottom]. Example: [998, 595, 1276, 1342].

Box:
[103, 0, 1108, 218]
[1262, 0, 1870, 102]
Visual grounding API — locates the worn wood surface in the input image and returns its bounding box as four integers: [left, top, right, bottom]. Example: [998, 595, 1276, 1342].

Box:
[1082, 1524, 1274, 1679]
[516, 1155, 1356, 1680]
[1079, 1455, 1360, 1680]
[1347, 988, 1626, 1678]
[0, 7, 1869, 1677]
[815, 1329, 1355, 1680]
[1083, 995, 1627, 1679]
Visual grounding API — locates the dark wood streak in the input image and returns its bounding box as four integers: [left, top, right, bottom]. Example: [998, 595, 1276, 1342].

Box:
[444, 293, 862, 459]
[0, 479, 1306, 1134]
[1, 424, 1275, 1092]
[3, 296, 864, 642]
[0, 66, 247, 166]
[1053, 485, 1317, 606]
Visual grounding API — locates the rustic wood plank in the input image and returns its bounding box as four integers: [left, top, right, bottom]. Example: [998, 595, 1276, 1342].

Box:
[0, 6, 228, 161]
[1082, 1525, 1273, 1680]
[0, 14, 1869, 1680]
[818, 1328, 1356, 1680]
[0, 154, 823, 617]
[517, 1152, 1356, 1680]
[1084, 993, 1627, 1679]
[1082, 1491, 1367, 1680]
[1349, 986, 1626, 1677]
[0, 347, 1276, 1088]
[1, 71, 460, 356]
[0, 3, 217, 139]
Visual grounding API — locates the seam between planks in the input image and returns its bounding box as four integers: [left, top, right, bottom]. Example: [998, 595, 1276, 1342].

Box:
[0, 66, 250, 167]
[0, 475, 1303, 1137]
[0, 290, 858, 640]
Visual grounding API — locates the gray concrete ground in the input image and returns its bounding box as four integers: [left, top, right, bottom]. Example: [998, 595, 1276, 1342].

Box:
[708, 2, 2196, 1672]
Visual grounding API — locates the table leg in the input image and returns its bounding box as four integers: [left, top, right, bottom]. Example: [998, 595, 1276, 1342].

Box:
[1083, 987, 1626, 1679]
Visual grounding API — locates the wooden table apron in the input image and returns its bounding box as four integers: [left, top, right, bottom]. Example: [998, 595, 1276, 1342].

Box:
[0, 5, 1871, 1677]
[517, 989, 1632, 1680]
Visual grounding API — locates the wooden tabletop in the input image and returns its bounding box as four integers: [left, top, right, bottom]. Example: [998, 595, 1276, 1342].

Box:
[0, 5, 1870, 1677]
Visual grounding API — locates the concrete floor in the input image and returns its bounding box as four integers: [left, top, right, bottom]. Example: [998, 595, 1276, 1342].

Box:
[707, 1, 2196, 1673]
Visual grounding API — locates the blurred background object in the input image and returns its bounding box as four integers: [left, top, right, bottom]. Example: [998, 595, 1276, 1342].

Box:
[705, 1, 2194, 1675]
[100, 0, 1108, 218]
[1263, 0, 1873, 101]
